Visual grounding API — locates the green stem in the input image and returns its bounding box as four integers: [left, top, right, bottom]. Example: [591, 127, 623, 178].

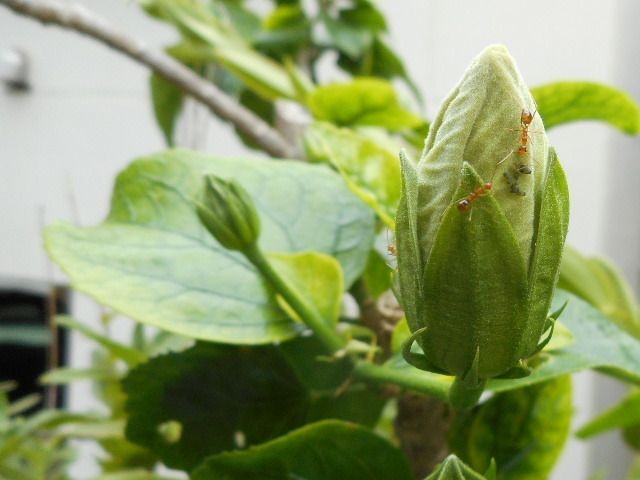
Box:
[448, 377, 487, 410]
[243, 245, 453, 403]
[244, 244, 345, 353]
[352, 360, 449, 402]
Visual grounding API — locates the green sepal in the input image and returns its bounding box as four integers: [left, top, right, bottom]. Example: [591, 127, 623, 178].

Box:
[524, 148, 570, 355]
[421, 162, 529, 378]
[400, 327, 448, 375]
[395, 149, 425, 335]
[494, 361, 532, 380]
[448, 350, 488, 411]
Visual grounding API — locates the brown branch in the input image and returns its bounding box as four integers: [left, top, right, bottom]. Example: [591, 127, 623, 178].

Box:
[0, 0, 299, 159]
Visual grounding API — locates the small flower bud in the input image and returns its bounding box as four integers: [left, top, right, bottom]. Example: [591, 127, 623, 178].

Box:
[196, 175, 261, 251]
[396, 45, 570, 382]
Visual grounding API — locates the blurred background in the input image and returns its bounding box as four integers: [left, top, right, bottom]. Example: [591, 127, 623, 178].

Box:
[1, 1, 639, 478]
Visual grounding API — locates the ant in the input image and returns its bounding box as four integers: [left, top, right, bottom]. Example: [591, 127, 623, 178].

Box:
[386, 229, 398, 268]
[495, 104, 543, 196]
[455, 181, 494, 222]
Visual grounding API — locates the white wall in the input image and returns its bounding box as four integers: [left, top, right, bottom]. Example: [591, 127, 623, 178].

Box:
[0, 1, 638, 479]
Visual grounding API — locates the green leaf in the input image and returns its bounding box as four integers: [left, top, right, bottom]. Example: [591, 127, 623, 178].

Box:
[144, 0, 300, 101]
[279, 336, 386, 428]
[308, 78, 423, 130]
[559, 245, 640, 338]
[450, 375, 572, 480]
[40, 367, 121, 384]
[532, 81, 640, 133]
[304, 122, 401, 226]
[267, 251, 343, 327]
[426, 454, 489, 480]
[576, 388, 640, 439]
[45, 150, 375, 344]
[90, 471, 178, 480]
[209, 0, 261, 43]
[319, 10, 374, 60]
[0, 325, 50, 347]
[123, 342, 309, 471]
[361, 248, 394, 299]
[56, 316, 147, 367]
[149, 73, 183, 146]
[256, 4, 311, 58]
[337, 37, 423, 105]
[191, 420, 413, 480]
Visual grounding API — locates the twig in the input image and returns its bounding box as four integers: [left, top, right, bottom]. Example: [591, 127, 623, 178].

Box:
[0, 0, 299, 159]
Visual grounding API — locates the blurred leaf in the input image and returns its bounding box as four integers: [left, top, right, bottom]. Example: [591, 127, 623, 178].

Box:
[319, 10, 374, 60]
[362, 249, 394, 299]
[576, 388, 640, 439]
[532, 81, 640, 133]
[627, 457, 640, 480]
[308, 78, 423, 130]
[426, 454, 489, 480]
[41, 367, 121, 384]
[45, 150, 375, 344]
[450, 376, 572, 480]
[91, 471, 178, 480]
[267, 251, 343, 326]
[209, 0, 261, 43]
[0, 325, 50, 347]
[541, 320, 574, 352]
[143, 0, 301, 100]
[123, 342, 309, 471]
[558, 246, 640, 338]
[234, 88, 274, 150]
[256, 4, 311, 58]
[150, 73, 183, 146]
[56, 316, 147, 367]
[337, 37, 423, 105]
[191, 420, 413, 480]
[304, 122, 401, 226]
[6, 394, 41, 417]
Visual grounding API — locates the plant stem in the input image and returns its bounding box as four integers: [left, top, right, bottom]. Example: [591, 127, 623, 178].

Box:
[243, 245, 452, 402]
[243, 245, 345, 354]
[448, 377, 487, 410]
[352, 360, 449, 401]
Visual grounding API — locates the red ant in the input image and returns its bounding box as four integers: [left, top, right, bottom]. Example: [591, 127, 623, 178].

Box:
[456, 181, 494, 221]
[495, 104, 543, 195]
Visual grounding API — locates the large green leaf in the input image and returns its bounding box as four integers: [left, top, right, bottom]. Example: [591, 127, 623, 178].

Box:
[450, 376, 572, 480]
[385, 290, 640, 393]
[122, 342, 309, 471]
[123, 341, 386, 472]
[532, 81, 640, 133]
[190, 420, 413, 480]
[45, 150, 375, 344]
